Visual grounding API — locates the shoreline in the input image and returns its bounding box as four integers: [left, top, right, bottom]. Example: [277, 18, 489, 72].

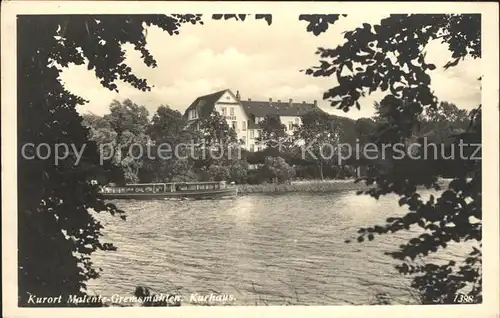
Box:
[236, 178, 452, 195]
[236, 179, 369, 195]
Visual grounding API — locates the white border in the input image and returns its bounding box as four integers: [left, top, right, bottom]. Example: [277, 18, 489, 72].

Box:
[1, 2, 499, 318]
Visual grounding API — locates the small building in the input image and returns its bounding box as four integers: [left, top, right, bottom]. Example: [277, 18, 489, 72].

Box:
[183, 88, 321, 151]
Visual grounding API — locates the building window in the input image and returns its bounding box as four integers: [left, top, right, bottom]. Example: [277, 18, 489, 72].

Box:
[250, 144, 255, 152]
[221, 107, 227, 116]
[232, 121, 237, 129]
[230, 108, 235, 116]
[289, 121, 293, 131]
[242, 121, 247, 131]
[249, 130, 254, 139]
[190, 109, 197, 119]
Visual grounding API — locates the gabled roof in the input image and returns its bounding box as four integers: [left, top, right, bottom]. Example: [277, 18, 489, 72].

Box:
[240, 100, 320, 117]
[184, 89, 229, 118]
[184, 89, 324, 130]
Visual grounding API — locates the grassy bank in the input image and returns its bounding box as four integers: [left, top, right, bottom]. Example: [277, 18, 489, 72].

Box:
[236, 178, 452, 195]
[236, 179, 370, 194]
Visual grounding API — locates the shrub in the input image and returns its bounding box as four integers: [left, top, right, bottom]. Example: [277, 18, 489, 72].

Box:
[207, 164, 230, 181]
[260, 156, 296, 184]
[228, 160, 249, 184]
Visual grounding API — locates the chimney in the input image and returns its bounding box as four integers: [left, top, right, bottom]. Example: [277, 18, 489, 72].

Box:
[314, 100, 318, 106]
[236, 90, 241, 101]
[289, 99, 293, 106]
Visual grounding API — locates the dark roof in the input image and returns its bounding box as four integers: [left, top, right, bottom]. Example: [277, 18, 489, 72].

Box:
[240, 100, 320, 117]
[247, 120, 261, 130]
[184, 89, 323, 128]
[184, 89, 229, 118]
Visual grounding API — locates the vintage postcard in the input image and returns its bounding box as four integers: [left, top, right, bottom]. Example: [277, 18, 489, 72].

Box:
[1, 1, 499, 318]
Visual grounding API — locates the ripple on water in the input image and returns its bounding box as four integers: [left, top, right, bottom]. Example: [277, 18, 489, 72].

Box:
[88, 192, 474, 305]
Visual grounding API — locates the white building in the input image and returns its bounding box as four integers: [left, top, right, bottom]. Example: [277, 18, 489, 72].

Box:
[183, 89, 321, 151]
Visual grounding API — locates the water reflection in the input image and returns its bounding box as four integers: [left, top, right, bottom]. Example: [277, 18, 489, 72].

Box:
[88, 191, 470, 305]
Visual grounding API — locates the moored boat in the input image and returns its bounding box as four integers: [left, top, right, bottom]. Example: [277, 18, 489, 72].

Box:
[100, 181, 237, 200]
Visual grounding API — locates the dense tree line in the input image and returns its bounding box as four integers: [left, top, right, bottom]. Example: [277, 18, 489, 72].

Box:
[246, 101, 470, 181]
[82, 100, 249, 184]
[84, 99, 471, 185]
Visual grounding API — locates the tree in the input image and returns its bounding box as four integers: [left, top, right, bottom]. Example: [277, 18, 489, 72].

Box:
[105, 99, 149, 137]
[354, 118, 378, 144]
[169, 159, 199, 182]
[256, 114, 288, 151]
[419, 101, 471, 143]
[295, 110, 341, 179]
[260, 156, 296, 184]
[198, 110, 238, 146]
[206, 164, 231, 181]
[82, 113, 118, 160]
[140, 105, 192, 183]
[228, 160, 249, 184]
[84, 99, 150, 183]
[108, 99, 150, 183]
[424, 102, 469, 125]
[17, 14, 202, 306]
[196, 111, 239, 169]
[147, 105, 186, 144]
[303, 14, 482, 303]
[374, 99, 470, 143]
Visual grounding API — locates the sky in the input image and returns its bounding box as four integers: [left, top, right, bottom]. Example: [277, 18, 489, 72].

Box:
[60, 14, 482, 120]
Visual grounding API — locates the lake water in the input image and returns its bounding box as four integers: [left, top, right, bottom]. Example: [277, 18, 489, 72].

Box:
[87, 190, 471, 306]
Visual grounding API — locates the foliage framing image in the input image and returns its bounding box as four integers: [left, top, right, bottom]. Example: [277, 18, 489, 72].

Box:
[17, 13, 482, 306]
[17, 14, 203, 306]
[301, 14, 482, 304]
